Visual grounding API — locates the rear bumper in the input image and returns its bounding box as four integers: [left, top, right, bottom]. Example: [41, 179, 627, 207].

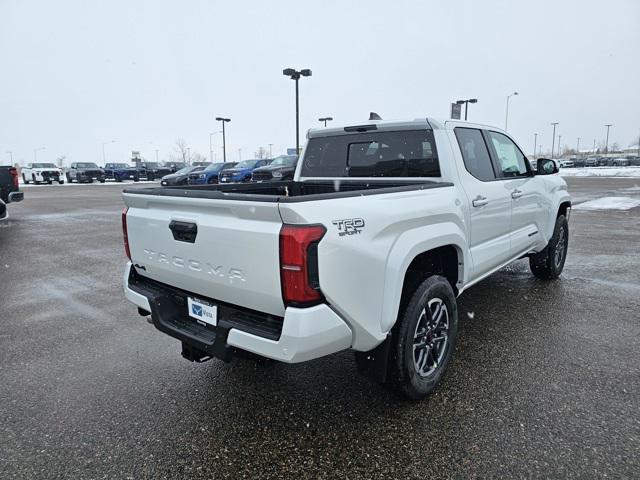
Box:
[122, 262, 352, 363]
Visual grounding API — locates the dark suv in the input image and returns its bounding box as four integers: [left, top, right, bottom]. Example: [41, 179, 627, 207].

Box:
[67, 162, 106, 183]
[251, 155, 298, 182]
[104, 163, 140, 182]
[135, 162, 172, 181]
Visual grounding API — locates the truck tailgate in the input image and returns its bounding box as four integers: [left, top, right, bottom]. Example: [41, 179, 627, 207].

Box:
[122, 193, 285, 317]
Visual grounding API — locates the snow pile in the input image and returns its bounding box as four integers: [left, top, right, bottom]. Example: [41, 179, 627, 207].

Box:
[560, 167, 640, 177]
[574, 197, 640, 211]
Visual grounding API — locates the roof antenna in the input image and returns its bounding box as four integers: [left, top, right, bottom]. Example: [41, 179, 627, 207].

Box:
[369, 112, 382, 121]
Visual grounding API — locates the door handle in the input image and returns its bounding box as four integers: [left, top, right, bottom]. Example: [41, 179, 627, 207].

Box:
[511, 189, 523, 199]
[472, 195, 489, 207]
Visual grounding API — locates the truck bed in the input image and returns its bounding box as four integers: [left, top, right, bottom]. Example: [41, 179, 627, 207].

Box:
[123, 179, 452, 202]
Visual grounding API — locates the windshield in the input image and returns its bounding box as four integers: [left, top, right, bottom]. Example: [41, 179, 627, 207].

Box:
[204, 163, 226, 172]
[301, 130, 440, 178]
[234, 160, 259, 169]
[175, 166, 198, 175]
[76, 163, 99, 168]
[111, 163, 130, 168]
[269, 156, 297, 167]
[32, 163, 57, 168]
[143, 162, 159, 168]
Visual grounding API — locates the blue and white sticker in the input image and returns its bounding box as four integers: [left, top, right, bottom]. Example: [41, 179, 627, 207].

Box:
[187, 297, 217, 326]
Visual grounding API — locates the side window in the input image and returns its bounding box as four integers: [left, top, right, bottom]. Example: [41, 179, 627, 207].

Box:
[486, 131, 528, 177]
[454, 128, 496, 181]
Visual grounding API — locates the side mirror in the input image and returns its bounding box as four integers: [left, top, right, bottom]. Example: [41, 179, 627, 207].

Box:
[536, 158, 558, 175]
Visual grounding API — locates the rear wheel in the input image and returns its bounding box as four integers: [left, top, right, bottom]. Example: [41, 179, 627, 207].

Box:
[387, 275, 458, 400]
[530, 214, 568, 280]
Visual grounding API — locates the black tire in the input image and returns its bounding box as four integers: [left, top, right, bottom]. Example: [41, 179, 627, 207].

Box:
[47, 180, 52, 185]
[529, 214, 569, 280]
[114, 174, 122, 182]
[387, 275, 458, 400]
[22, 174, 29, 184]
[66, 173, 71, 183]
[59, 181, 65, 185]
[133, 177, 139, 182]
[99, 179, 105, 183]
[32, 174, 37, 184]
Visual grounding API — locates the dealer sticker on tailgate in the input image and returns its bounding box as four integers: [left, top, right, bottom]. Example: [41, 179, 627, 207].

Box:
[187, 297, 217, 326]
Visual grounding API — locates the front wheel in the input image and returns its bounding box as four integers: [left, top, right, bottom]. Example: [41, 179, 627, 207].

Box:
[529, 214, 568, 280]
[58, 180, 65, 185]
[22, 174, 29, 184]
[387, 275, 458, 400]
[114, 174, 122, 182]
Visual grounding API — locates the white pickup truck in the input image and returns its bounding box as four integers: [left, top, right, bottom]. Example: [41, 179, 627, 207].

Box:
[121, 118, 570, 399]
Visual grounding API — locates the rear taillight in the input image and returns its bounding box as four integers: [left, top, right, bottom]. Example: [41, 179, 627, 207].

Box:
[9, 167, 18, 188]
[279, 224, 326, 307]
[122, 207, 131, 260]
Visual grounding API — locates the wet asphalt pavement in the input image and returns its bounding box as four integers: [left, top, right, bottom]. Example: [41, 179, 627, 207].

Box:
[1, 177, 639, 479]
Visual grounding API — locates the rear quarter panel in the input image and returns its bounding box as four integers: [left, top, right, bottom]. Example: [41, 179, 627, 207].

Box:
[278, 185, 469, 351]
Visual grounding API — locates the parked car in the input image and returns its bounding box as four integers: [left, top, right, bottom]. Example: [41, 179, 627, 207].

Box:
[188, 162, 237, 185]
[609, 157, 629, 167]
[66, 162, 106, 183]
[121, 117, 570, 400]
[0, 166, 23, 220]
[559, 159, 574, 168]
[135, 162, 172, 181]
[218, 159, 271, 183]
[628, 156, 640, 166]
[573, 158, 586, 168]
[597, 157, 609, 167]
[104, 163, 140, 182]
[585, 157, 598, 167]
[21, 162, 64, 184]
[163, 161, 187, 173]
[161, 166, 205, 186]
[251, 155, 298, 182]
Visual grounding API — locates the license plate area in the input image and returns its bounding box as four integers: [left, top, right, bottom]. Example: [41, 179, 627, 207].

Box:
[188, 296, 217, 326]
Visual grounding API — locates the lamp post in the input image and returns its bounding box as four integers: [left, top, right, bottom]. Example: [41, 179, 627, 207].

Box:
[34, 147, 46, 162]
[455, 98, 478, 121]
[505, 91, 518, 131]
[186, 147, 191, 165]
[576, 138, 580, 157]
[550, 123, 559, 159]
[557, 135, 562, 158]
[533, 133, 538, 159]
[215, 117, 231, 161]
[283, 68, 312, 154]
[238, 148, 242, 161]
[268, 143, 273, 158]
[604, 124, 612, 154]
[102, 140, 115, 164]
[6, 151, 13, 164]
[155, 149, 159, 162]
[318, 116, 333, 127]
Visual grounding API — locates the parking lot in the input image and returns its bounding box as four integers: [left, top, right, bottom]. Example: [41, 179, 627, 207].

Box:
[1, 177, 639, 479]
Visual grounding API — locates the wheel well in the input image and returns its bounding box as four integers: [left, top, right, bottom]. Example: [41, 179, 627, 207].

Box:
[400, 246, 460, 313]
[558, 201, 571, 218]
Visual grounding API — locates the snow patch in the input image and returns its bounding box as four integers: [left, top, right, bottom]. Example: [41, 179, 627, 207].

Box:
[560, 167, 640, 177]
[574, 197, 640, 211]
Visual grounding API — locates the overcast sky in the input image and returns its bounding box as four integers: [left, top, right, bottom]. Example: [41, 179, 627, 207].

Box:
[1, 0, 639, 166]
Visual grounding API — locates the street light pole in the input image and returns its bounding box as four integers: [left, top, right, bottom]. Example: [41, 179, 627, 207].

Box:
[318, 117, 333, 127]
[505, 92, 518, 131]
[6, 151, 13, 164]
[215, 117, 231, 162]
[604, 124, 612, 154]
[155, 149, 159, 162]
[283, 68, 312, 155]
[576, 138, 580, 156]
[268, 143, 273, 158]
[455, 98, 478, 121]
[102, 140, 115, 164]
[186, 147, 191, 165]
[238, 148, 242, 161]
[34, 147, 45, 162]
[209, 133, 214, 163]
[557, 135, 562, 158]
[550, 123, 559, 158]
[533, 133, 538, 158]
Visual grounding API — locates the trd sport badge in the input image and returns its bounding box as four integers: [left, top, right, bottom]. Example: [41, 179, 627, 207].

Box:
[332, 218, 365, 236]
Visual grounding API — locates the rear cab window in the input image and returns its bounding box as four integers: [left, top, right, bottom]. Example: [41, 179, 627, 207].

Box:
[300, 130, 440, 178]
[454, 127, 496, 181]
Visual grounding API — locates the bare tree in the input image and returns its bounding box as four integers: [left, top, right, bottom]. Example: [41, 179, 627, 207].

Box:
[255, 146, 268, 159]
[174, 138, 188, 162]
[190, 152, 207, 163]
